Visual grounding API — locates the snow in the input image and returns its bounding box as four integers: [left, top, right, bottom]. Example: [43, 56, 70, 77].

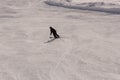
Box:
[45, 0, 120, 14]
[0, 0, 120, 80]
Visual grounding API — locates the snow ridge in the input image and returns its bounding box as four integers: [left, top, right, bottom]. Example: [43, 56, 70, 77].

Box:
[44, 0, 120, 14]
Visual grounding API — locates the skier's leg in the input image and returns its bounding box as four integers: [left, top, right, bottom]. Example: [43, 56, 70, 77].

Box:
[53, 33, 57, 38]
[54, 34, 59, 38]
[56, 34, 60, 38]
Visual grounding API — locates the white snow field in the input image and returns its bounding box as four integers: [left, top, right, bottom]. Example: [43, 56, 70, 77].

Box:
[0, 0, 120, 80]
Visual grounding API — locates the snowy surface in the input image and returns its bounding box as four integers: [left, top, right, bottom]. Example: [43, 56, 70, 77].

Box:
[45, 0, 120, 14]
[0, 0, 120, 80]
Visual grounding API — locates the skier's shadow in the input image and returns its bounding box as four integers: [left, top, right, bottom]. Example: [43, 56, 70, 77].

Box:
[45, 38, 56, 43]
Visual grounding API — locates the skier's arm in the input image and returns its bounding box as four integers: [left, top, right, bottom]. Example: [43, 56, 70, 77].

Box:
[50, 31, 52, 35]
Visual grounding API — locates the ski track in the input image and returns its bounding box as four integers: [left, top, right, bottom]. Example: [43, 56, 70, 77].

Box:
[50, 37, 73, 80]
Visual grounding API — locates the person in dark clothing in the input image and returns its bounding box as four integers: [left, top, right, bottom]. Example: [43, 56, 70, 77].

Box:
[49, 26, 60, 39]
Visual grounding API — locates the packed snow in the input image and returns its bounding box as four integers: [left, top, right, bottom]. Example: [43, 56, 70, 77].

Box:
[0, 0, 120, 80]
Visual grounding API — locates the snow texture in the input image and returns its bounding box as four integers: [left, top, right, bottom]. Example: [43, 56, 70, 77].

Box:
[0, 0, 120, 80]
[45, 0, 120, 14]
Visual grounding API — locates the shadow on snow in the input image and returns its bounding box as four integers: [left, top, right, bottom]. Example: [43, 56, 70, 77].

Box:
[45, 38, 56, 43]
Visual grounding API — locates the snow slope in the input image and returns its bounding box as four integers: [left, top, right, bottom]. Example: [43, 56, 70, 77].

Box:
[45, 0, 120, 14]
[0, 0, 120, 80]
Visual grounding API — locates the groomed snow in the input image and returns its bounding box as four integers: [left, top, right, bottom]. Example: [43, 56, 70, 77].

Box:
[0, 0, 120, 80]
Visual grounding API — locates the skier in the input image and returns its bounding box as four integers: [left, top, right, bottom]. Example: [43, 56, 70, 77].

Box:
[49, 26, 60, 39]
